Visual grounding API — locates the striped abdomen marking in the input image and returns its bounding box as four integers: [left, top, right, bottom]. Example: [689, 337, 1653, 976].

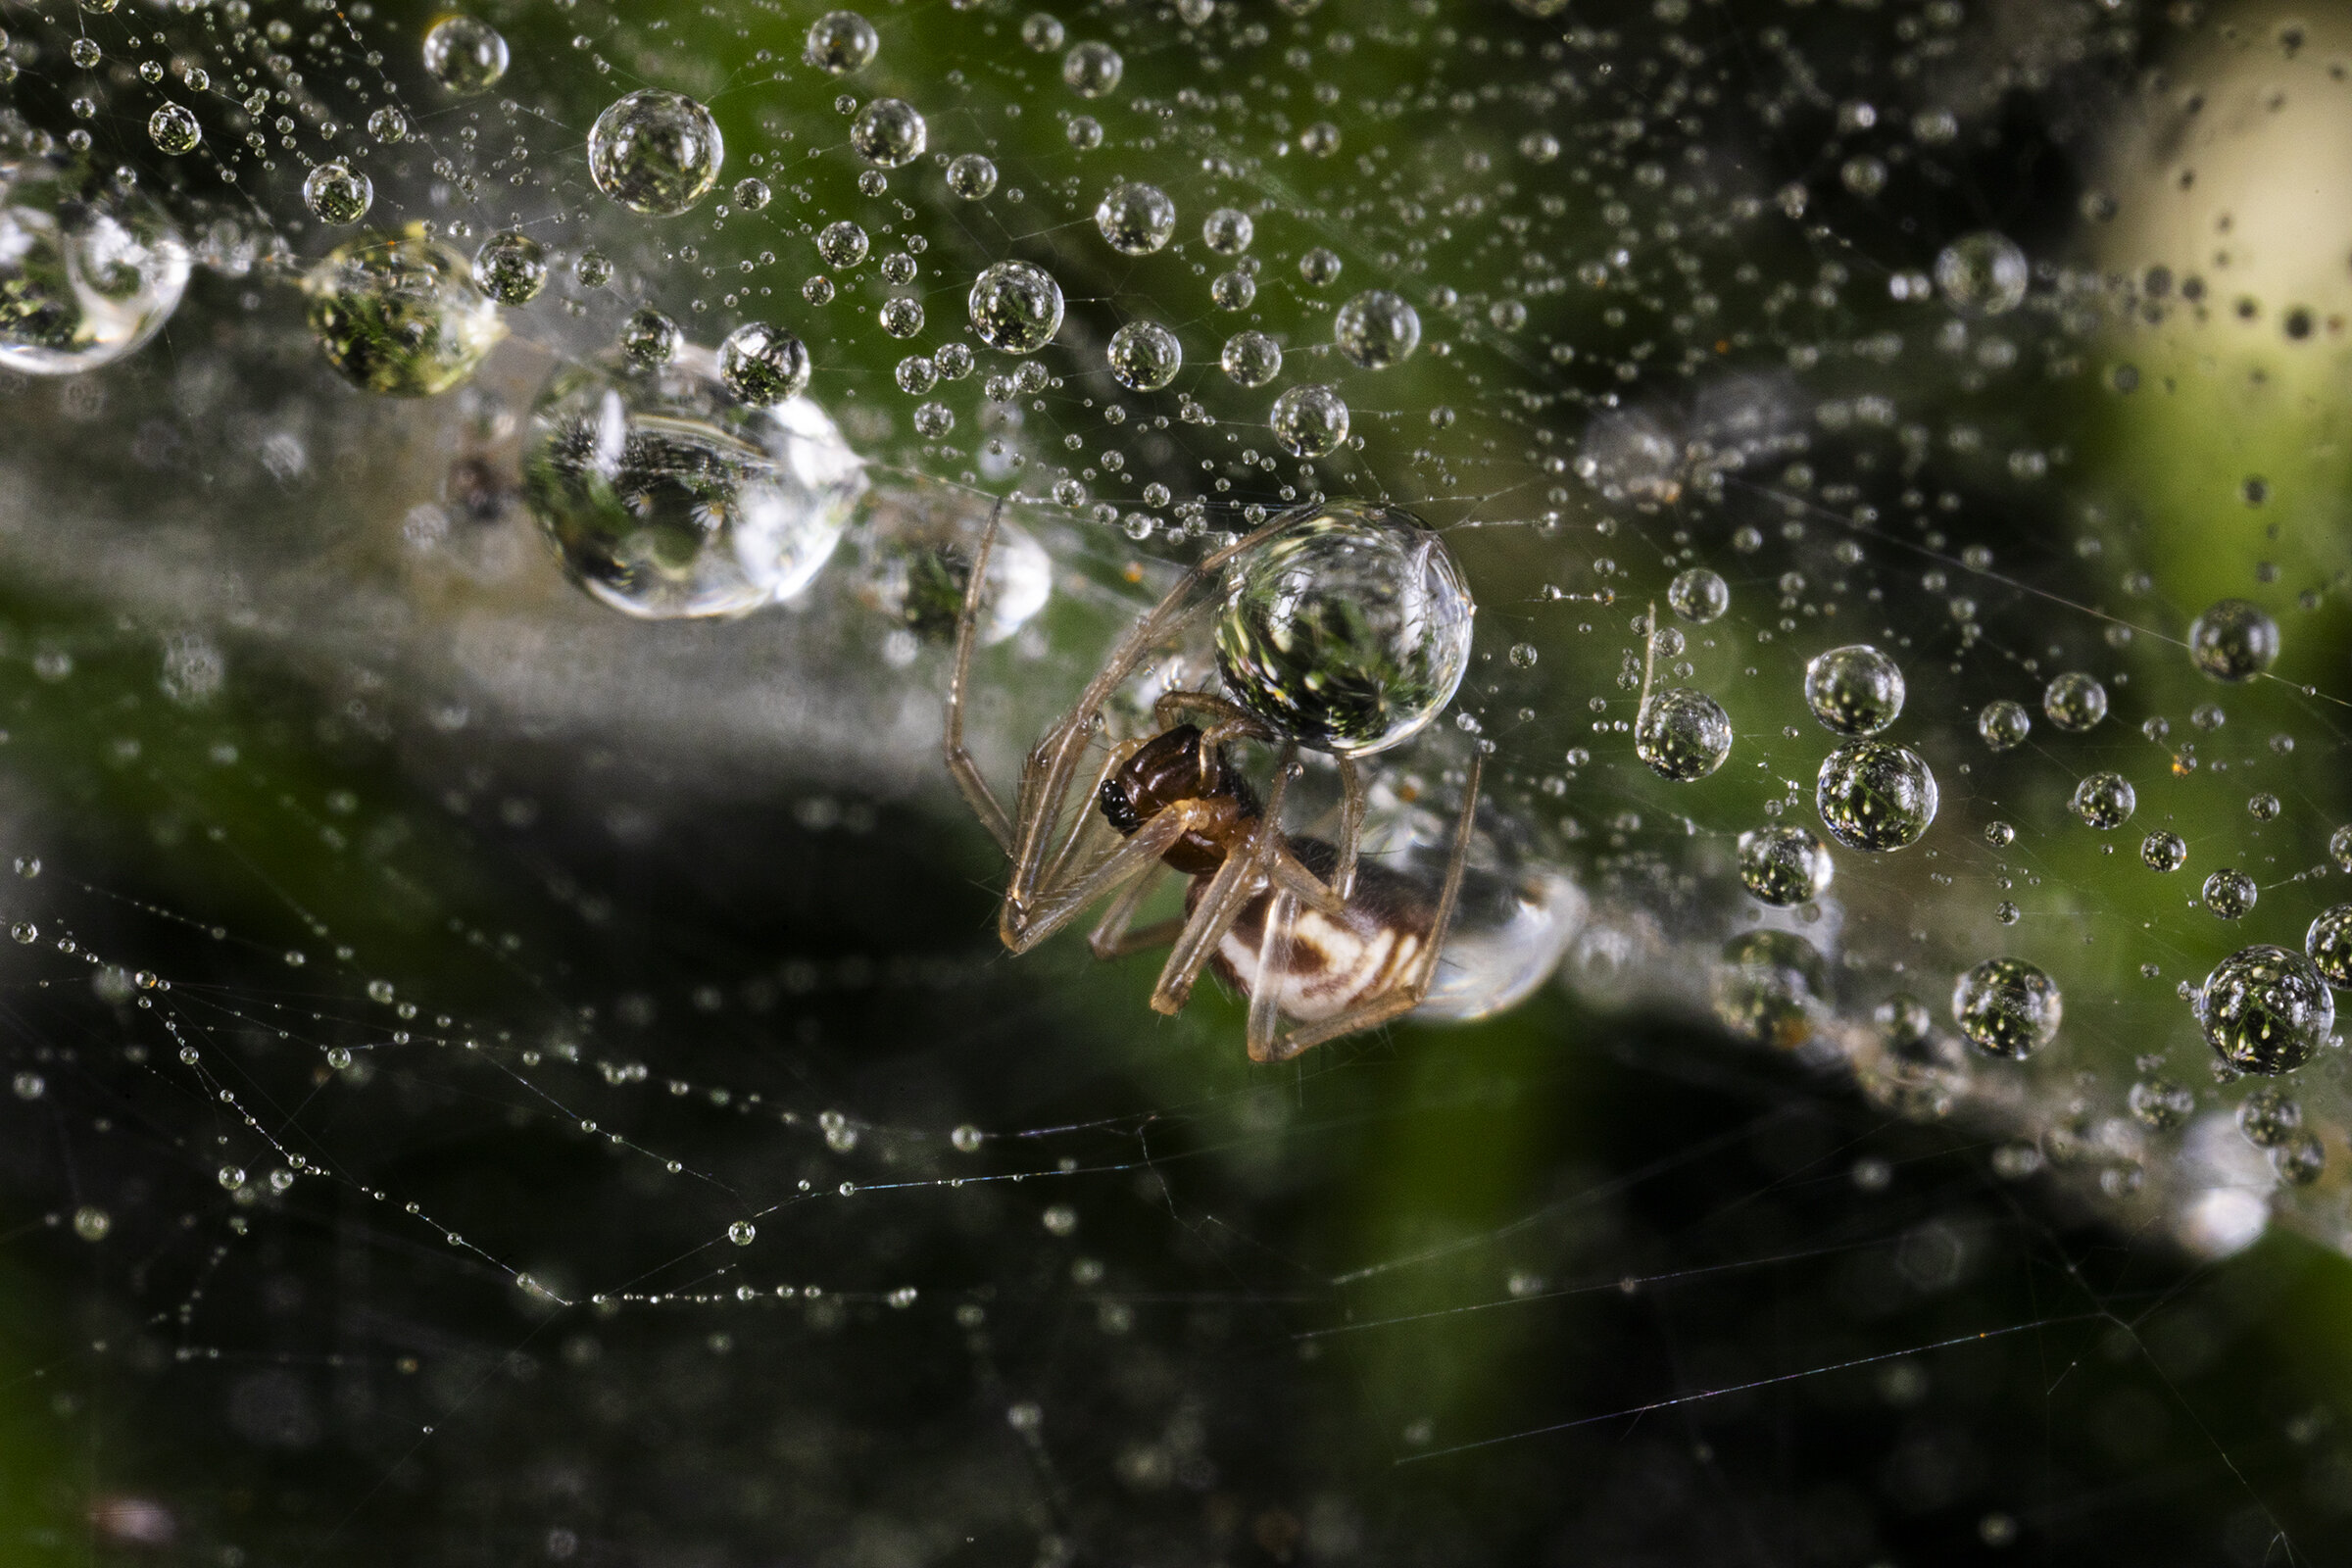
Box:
[1194, 841, 1436, 1024]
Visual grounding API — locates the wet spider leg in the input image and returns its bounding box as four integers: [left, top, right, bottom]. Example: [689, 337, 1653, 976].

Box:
[1251, 752, 1485, 1063]
[1086, 862, 1186, 959]
[1244, 890, 1302, 1059]
[1001, 799, 1221, 955]
[944, 495, 1015, 853]
[1147, 749, 1300, 1014]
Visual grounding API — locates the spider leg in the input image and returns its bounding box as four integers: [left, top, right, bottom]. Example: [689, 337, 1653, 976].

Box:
[1152, 690, 1271, 737]
[944, 494, 1014, 853]
[1146, 748, 1299, 1014]
[1244, 889, 1301, 1059]
[1040, 734, 1146, 894]
[1001, 798, 1214, 955]
[1254, 752, 1486, 1062]
[1333, 756, 1366, 901]
[1087, 862, 1187, 960]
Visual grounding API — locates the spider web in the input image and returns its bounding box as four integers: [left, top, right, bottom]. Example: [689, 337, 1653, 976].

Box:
[0, 0, 2348, 1563]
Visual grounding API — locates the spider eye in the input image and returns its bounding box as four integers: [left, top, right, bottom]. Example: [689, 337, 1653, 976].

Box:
[1098, 776, 1142, 835]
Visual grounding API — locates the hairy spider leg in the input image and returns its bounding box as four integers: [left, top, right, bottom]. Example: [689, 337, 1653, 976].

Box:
[1246, 752, 1486, 1064]
[1087, 862, 1185, 959]
[996, 798, 1227, 956]
[945, 494, 1016, 852]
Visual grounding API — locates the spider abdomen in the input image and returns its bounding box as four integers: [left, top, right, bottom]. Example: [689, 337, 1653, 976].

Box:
[1196, 851, 1435, 1024]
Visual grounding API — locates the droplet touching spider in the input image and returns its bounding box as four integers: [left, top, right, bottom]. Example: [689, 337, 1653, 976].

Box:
[946, 496, 1565, 1060]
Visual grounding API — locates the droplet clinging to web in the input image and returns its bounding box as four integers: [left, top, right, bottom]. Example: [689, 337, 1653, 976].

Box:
[589, 89, 725, 217]
[1106, 321, 1180, 391]
[1951, 957, 2061, 1060]
[1636, 689, 1734, 782]
[1738, 825, 1834, 907]
[1802, 645, 1905, 736]
[304, 234, 505, 398]
[967, 261, 1063, 355]
[1816, 741, 1937, 852]
[2200, 945, 2332, 1076]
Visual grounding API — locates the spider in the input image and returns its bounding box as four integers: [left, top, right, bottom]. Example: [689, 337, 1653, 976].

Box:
[944, 497, 1482, 1062]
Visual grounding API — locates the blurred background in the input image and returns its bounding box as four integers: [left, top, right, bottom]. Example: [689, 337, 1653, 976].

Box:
[1, 0, 2351, 1562]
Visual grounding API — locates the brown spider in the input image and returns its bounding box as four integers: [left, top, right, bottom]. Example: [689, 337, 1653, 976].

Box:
[944, 499, 1483, 1062]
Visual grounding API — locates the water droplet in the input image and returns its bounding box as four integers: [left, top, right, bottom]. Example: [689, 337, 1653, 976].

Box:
[324, 1046, 353, 1070]
[951, 1124, 983, 1152]
[2201, 945, 2331, 1074]
[850, 98, 926, 168]
[1220, 329, 1282, 387]
[1062, 40, 1122, 97]
[1935, 230, 2028, 315]
[967, 260, 1063, 354]
[1333, 289, 1422, 369]
[1667, 567, 1729, 623]
[2201, 867, 2257, 919]
[589, 90, 724, 217]
[1976, 699, 2031, 752]
[731, 177, 772, 213]
[1802, 644, 1905, 736]
[2140, 830, 2186, 871]
[470, 229, 547, 305]
[217, 1163, 246, 1190]
[2235, 1085, 2301, 1148]
[1712, 931, 1827, 1049]
[304, 234, 505, 397]
[1201, 207, 1252, 255]
[0, 159, 188, 375]
[1095, 181, 1175, 255]
[368, 106, 410, 143]
[2069, 771, 2135, 830]
[14, 857, 38, 879]
[1637, 689, 1734, 782]
[2331, 825, 2352, 872]
[422, 15, 508, 91]
[1213, 500, 1474, 758]
[621, 306, 681, 368]
[147, 102, 201, 155]
[573, 249, 613, 288]
[2186, 598, 2278, 682]
[1106, 319, 1180, 391]
[302, 161, 373, 225]
[804, 10, 878, 74]
[9, 921, 35, 944]
[73, 1205, 111, 1242]
[1210, 269, 1256, 311]
[947, 154, 998, 200]
[728, 1220, 757, 1246]
[2040, 671, 2107, 733]
[1269, 383, 1348, 458]
[1738, 824, 1834, 907]
[1816, 740, 1937, 852]
[2305, 904, 2352, 988]
[1298, 248, 1343, 288]
[2129, 1076, 2193, 1130]
[1951, 957, 2061, 1059]
[13, 1071, 44, 1100]
[523, 345, 865, 618]
[717, 321, 811, 405]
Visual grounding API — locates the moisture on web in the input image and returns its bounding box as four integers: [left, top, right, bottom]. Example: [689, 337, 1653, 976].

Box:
[0, 0, 2349, 1563]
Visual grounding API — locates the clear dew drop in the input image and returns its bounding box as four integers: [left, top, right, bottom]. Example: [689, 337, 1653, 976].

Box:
[1666, 567, 1729, 623]
[1636, 689, 1734, 782]
[2040, 671, 2108, 733]
[1951, 957, 2061, 1060]
[1801, 644, 1905, 736]
[1061, 39, 1122, 97]
[2140, 829, 2186, 872]
[304, 234, 505, 398]
[301, 162, 373, 225]
[1220, 330, 1282, 388]
[1106, 320, 1180, 391]
[2186, 598, 2279, 683]
[731, 177, 772, 212]
[621, 307, 681, 369]
[1095, 182, 1176, 255]
[1737, 824, 1834, 907]
[817, 220, 870, 269]
[2329, 824, 2352, 872]
[0, 159, 189, 375]
[471, 230, 548, 306]
[589, 90, 724, 218]
[1935, 230, 2028, 316]
[2306, 905, 2352, 988]
[2128, 1076, 2192, 1131]
[1201, 207, 1252, 256]
[2235, 1085, 2302, 1149]
[2070, 771, 2136, 830]
[147, 103, 201, 156]
[2201, 867, 2257, 920]
[1269, 383, 1349, 458]
[951, 1124, 983, 1152]
[804, 10, 878, 74]
[850, 98, 927, 169]
[1815, 740, 1937, 852]
[422, 15, 507, 93]
[522, 345, 863, 619]
[1333, 289, 1422, 369]
[946, 154, 998, 200]
[368, 107, 410, 143]
[2200, 944, 2332, 1075]
[1213, 501, 1474, 759]
[728, 1220, 757, 1246]
[1976, 699, 2032, 752]
[73, 1205, 112, 1243]
[718, 322, 811, 406]
[967, 260, 1063, 355]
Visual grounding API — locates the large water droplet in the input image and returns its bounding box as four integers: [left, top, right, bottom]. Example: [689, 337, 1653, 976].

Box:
[302, 161, 373, 224]
[1802, 644, 1905, 736]
[304, 233, 504, 397]
[1269, 383, 1349, 457]
[522, 347, 866, 618]
[1976, 699, 2031, 752]
[717, 320, 811, 406]
[147, 103, 201, 155]
[1738, 824, 1834, 906]
[1333, 289, 1422, 369]
[589, 90, 724, 217]
[1095, 181, 1176, 255]
[1935, 230, 2027, 315]
[850, 98, 926, 168]
[470, 229, 547, 305]
[1666, 567, 1729, 623]
[967, 260, 1062, 354]
[2040, 671, 2107, 733]
[1061, 39, 1122, 97]
[1213, 500, 1474, 758]
[2069, 770, 2135, 830]
[1815, 740, 1937, 852]
[2199, 945, 2332, 1075]
[1712, 931, 1827, 1049]
[1636, 689, 1734, 782]
[1220, 330, 1281, 387]
[1951, 957, 2061, 1059]
[804, 10, 878, 74]
[422, 15, 509, 94]
[0, 159, 188, 375]
[1106, 320, 1180, 390]
[2186, 598, 2278, 682]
